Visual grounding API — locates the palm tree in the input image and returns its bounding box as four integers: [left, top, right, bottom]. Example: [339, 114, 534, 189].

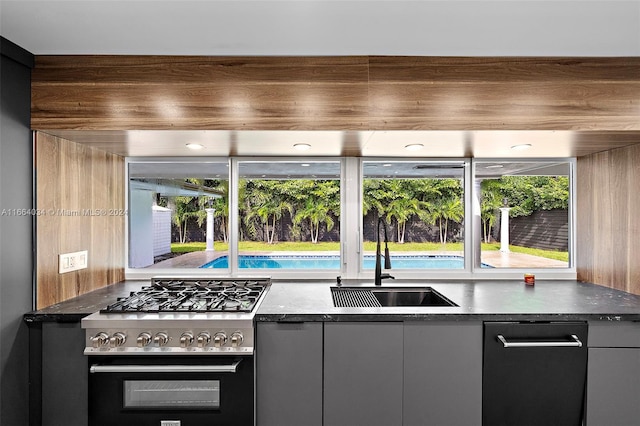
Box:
[293, 199, 335, 243]
[170, 196, 198, 243]
[256, 199, 293, 244]
[480, 180, 504, 243]
[210, 180, 230, 242]
[428, 197, 464, 244]
[385, 197, 421, 243]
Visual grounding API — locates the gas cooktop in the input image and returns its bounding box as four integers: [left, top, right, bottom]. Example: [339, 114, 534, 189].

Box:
[82, 278, 271, 355]
[102, 278, 270, 313]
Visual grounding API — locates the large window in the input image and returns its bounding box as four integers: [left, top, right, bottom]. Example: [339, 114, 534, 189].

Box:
[474, 160, 572, 270]
[362, 160, 466, 271]
[126, 157, 575, 279]
[236, 160, 341, 270]
[128, 160, 229, 270]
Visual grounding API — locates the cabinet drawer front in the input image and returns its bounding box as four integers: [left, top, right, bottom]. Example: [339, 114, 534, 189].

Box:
[586, 348, 640, 426]
[588, 322, 640, 347]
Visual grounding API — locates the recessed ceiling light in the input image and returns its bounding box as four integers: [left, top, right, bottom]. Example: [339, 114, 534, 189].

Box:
[186, 143, 204, 150]
[301, 163, 310, 167]
[382, 163, 393, 167]
[294, 143, 311, 151]
[486, 164, 504, 169]
[510, 144, 532, 151]
[404, 144, 424, 151]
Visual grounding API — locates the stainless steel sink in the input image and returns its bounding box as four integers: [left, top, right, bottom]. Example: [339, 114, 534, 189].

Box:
[331, 286, 457, 308]
[372, 287, 457, 307]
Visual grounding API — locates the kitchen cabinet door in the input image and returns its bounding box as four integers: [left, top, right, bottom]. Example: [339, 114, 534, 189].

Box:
[41, 322, 88, 426]
[324, 322, 403, 426]
[586, 348, 640, 425]
[586, 322, 640, 426]
[256, 322, 323, 426]
[403, 321, 483, 426]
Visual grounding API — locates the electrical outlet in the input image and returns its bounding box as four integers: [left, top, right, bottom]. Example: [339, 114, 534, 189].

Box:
[59, 250, 88, 274]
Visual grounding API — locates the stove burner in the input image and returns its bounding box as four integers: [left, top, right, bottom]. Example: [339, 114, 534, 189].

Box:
[101, 278, 269, 313]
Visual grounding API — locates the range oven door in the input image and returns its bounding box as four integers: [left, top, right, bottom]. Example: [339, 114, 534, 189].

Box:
[88, 355, 253, 426]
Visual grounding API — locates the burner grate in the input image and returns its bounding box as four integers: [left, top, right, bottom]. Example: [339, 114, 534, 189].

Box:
[101, 278, 269, 313]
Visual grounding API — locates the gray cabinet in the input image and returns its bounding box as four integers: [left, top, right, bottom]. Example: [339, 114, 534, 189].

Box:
[586, 322, 640, 426]
[404, 321, 483, 426]
[256, 322, 323, 426]
[324, 322, 403, 426]
[257, 320, 483, 426]
[41, 322, 88, 426]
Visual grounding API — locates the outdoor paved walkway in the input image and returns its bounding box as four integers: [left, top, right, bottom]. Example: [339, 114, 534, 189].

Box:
[147, 249, 568, 269]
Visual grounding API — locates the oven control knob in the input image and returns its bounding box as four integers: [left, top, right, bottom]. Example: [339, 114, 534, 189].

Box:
[154, 332, 169, 347]
[197, 332, 211, 348]
[136, 332, 152, 347]
[180, 332, 194, 348]
[109, 332, 127, 347]
[230, 332, 244, 347]
[92, 332, 110, 348]
[213, 332, 227, 348]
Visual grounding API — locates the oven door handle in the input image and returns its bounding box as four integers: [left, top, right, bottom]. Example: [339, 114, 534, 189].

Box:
[90, 358, 242, 374]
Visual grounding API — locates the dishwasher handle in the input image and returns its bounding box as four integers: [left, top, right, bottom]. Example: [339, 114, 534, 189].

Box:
[497, 334, 583, 348]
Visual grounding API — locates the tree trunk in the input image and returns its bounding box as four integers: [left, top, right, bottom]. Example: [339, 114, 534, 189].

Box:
[268, 215, 276, 244]
[180, 219, 188, 243]
[443, 219, 449, 244]
[221, 218, 228, 243]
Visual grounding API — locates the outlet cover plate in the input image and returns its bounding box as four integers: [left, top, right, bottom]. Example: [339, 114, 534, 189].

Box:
[59, 250, 88, 274]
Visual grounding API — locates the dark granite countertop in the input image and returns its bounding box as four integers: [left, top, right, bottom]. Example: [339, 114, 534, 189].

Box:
[23, 280, 148, 323]
[24, 279, 640, 324]
[255, 279, 640, 322]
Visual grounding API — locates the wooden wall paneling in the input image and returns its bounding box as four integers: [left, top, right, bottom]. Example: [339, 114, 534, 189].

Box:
[35, 133, 61, 308]
[31, 56, 640, 132]
[35, 132, 124, 308]
[86, 147, 125, 294]
[58, 138, 81, 302]
[367, 57, 640, 83]
[592, 151, 614, 286]
[577, 144, 640, 295]
[609, 148, 629, 291]
[367, 57, 640, 131]
[575, 154, 591, 283]
[626, 145, 640, 295]
[31, 56, 370, 130]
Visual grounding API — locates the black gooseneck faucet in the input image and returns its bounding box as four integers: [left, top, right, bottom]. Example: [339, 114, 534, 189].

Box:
[375, 217, 395, 285]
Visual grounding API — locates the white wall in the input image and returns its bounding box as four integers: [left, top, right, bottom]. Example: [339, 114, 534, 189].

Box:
[129, 189, 154, 268]
[152, 205, 171, 257]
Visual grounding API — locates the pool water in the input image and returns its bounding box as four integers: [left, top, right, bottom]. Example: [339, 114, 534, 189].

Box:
[201, 254, 476, 269]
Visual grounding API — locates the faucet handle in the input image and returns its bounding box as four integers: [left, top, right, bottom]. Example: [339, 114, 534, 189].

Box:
[380, 273, 395, 280]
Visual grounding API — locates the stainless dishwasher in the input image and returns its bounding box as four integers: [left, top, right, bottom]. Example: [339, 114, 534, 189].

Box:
[482, 322, 588, 426]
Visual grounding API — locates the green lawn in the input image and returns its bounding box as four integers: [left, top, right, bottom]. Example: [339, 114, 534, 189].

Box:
[172, 241, 568, 262]
[481, 243, 569, 262]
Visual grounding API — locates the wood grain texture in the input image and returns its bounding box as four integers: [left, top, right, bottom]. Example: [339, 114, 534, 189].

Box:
[31, 56, 640, 131]
[367, 57, 640, 130]
[32, 56, 370, 130]
[576, 144, 640, 295]
[35, 132, 125, 309]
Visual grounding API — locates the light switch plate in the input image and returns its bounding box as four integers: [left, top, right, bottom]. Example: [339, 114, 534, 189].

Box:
[58, 250, 88, 273]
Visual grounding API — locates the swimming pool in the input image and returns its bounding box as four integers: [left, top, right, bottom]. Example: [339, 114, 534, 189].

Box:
[200, 254, 483, 269]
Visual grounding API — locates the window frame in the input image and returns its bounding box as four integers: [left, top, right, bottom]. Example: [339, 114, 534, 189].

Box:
[124, 156, 577, 280]
[470, 157, 576, 279]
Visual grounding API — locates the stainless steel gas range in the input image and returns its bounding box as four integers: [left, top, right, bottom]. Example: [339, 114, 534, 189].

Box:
[81, 277, 271, 426]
